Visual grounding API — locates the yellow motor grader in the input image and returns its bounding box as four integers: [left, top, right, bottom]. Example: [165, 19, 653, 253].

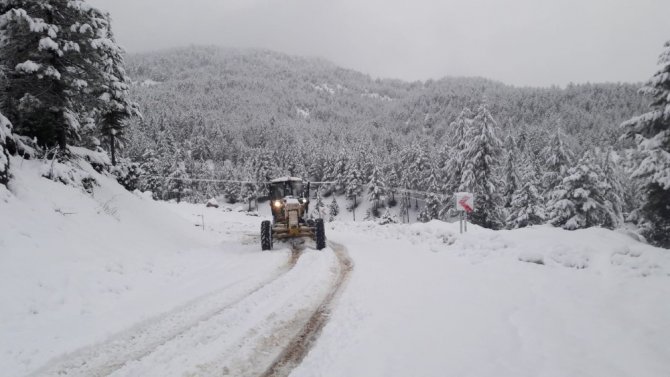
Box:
[260, 177, 326, 250]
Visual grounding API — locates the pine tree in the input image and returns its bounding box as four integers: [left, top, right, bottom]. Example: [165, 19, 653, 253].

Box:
[598, 148, 625, 228]
[408, 145, 431, 192]
[222, 161, 241, 203]
[328, 196, 339, 222]
[502, 135, 521, 208]
[137, 149, 162, 198]
[547, 151, 618, 230]
[344, 160, 363, 216]
[621, 40, 670, 247]
[541, 129, 573, 195]
[366, 164, 386, 217]
[444, 107, 474, 193]
[326, 151, 347, 194]
[0, 112, 13, 186]
[167, 160, 190, 203]
[0, 1, 127, 151]
[506, 157, 545, 228]
[417, 169, 442, 222]
[239, 166, 257, 211]
[398, 171, 412, 222]
[459, 104, 504, 229]
[96, 16, 140, 166]
[385, 163, 399, 206]
[379, 208, 399, 225]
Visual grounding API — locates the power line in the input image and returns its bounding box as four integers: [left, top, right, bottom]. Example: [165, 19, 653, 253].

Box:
[140, 175, 257, 184]
[139, 175, 455, 202]
[139, 174, 338, 185]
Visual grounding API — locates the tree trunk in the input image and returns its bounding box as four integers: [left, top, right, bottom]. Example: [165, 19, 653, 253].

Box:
[57, 116, 67, 151]
[46, 9, 67, 152]
[110, 133, 116, 166]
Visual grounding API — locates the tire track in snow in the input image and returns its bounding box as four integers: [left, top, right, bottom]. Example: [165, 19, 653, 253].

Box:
[30, 248, 302, 377]
[260, 241, 353, 377]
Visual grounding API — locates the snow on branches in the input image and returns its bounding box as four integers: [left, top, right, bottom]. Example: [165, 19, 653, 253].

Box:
[621, 40, 670, 247]
[547, 151, 621, 230]
[0, 0, 137, 156]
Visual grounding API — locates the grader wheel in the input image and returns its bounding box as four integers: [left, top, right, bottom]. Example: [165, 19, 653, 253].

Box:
[315, 218, 326, 250]
[261, 220, 273, 250]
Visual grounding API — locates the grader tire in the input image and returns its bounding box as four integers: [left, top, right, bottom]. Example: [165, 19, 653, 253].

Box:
[261, 220, 273, 250]
[315, 218, 326, 250]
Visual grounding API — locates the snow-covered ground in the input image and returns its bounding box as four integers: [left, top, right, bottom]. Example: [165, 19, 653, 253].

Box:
[295, 222, 670, 377]
[1, 158, 669, 376]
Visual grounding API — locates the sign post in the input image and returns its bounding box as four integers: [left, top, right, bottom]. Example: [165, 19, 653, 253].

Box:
[455, 192, 474, 233]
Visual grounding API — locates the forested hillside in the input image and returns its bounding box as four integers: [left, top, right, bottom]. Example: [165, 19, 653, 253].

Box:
[125, 47, 646, 164]
[119, 46, 654, 231]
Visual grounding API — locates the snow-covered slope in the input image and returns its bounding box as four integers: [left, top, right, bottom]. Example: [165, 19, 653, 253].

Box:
[2, 157, 669, 377]
[0, 158, 288, 375]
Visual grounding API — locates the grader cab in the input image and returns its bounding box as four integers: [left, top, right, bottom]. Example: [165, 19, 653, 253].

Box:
[260, 177, 326, 250]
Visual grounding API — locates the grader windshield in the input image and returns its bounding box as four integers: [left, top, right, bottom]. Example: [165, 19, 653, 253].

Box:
[269, 178, 305, 199]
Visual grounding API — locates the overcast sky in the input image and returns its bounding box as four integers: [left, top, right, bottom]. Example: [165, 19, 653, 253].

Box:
[88, 0, 670, 87]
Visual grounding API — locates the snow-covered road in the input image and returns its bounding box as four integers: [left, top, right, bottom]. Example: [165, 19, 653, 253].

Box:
[30, 242, 351, 377]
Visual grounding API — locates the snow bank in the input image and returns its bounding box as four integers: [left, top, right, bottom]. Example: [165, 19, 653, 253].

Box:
[0, 157, 285, 376]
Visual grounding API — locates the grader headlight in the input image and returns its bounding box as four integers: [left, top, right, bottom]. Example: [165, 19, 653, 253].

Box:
[273, 200, 282, 209]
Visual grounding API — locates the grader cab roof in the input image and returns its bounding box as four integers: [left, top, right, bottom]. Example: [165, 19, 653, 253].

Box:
[269, 177, 304, 183]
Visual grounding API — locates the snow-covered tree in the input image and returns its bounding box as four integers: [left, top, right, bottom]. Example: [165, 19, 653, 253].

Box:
[385, 163, 399, 206]
[502, 145, 521, 208]
[450, 107, 474, 150]
[221, 161, 241, 203]
[167, 160, 190, 203]
[506, 158, 545, 228]
[546, 151, 619, 230]
[328, 196, 339, 222]
[541, 129, 574, 195]
[238, 163, 258, 211]
[399, 192, 410, 223]
[459, 104, 504, 229]
[443, 107, 474, 193]
[379, 208, 399, 225]
[598, 148, 625, 228]
[400, 144, 431, 207]
[344, 160, 363, 215]
[96, 17, 140, 166]
[326, 151, 348, 194]
[0, 1, 127, 151]
[0, 112, 13, 186]
[366, 164, 386, 216]
[621, 40, 670, 247]
[111, 157, 142, 192]
[417, 169, 442, 222]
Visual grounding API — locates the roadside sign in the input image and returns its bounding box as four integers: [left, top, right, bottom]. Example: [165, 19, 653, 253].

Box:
[455, 192, 474, 213]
